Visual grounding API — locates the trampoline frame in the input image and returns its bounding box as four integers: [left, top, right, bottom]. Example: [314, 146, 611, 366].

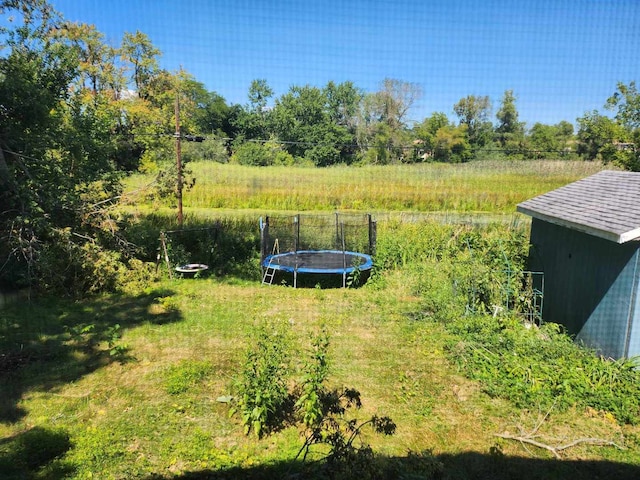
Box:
[263, 250, 373, 274]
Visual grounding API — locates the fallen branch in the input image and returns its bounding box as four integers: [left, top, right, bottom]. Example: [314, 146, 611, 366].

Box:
[495, 401, 625, 459]
[495, 432, 624, 459]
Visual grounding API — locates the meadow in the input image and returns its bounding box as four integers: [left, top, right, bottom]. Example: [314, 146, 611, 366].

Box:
[2, 159, 640, 480]
[126, 159, 606, 215]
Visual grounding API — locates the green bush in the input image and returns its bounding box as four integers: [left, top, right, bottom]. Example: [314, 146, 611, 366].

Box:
[230, 321, 293, 437]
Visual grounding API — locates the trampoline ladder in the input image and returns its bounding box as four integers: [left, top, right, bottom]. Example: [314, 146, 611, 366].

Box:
[262, 259, 277, 286]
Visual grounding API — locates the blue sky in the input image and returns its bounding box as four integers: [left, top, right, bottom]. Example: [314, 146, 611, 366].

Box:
[49, 0, 639, 127]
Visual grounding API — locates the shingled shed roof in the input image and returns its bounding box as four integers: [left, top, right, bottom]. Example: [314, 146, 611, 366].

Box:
[517, 170, 640, 244]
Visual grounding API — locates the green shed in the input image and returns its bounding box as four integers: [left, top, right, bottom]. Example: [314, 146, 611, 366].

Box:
[517, 170, 640, 359]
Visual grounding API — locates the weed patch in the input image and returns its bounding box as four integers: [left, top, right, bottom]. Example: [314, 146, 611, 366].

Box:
[445, 315, 640, 424]
[164, 360, 214, 395]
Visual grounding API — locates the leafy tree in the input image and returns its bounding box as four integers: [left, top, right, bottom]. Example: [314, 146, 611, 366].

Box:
[432, 124, 471, 163]
[0, 0, 125, 292]
[605, 81, 640, 170]
[61, 22, 124, 99]
[192, 90, 233, 137]
[576, 110, 630, 164]
[247, 78, 273, 113]
[360, 122, 395, 165]
[356, 79, 419, 164]
[528, 122, 575, 159]
[453, 95, 493, 151]
[495, 90, 522, 135]
[375, 78, 421, 130]
[495, 90, 525, 156]
[412, 112, 450, 161]
[230, 79, 274, 141]
[606, 81, 640, 130]
[324, 80, 363, 131]
[119, 30, 160, 100]
[270, 84, 352, 165]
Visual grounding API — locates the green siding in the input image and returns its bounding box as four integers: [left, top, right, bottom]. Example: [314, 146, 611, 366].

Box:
[528, 218, 640, 358]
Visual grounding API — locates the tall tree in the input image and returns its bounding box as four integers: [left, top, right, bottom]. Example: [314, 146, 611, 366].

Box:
[606, 81, 640, 130]
[453, 95, 493, 150]
[433, 124, 471, 163]
[62, 22, 124, 98]
[412, 112, 450, 160]
[247, 78, 273, 113]
[230, 79, 273, 141]
[527, 121, 575, 159]
[120, 30, 160, 100]
[495, 90, 525, 153]
[576, 110, 629, 164]
[324, 80, 362, 132]
[605, 81, 640, 170]
[0, 0, 124, 292]
[270, 84, 351, 166]
[356, 79, 419, 163]
[373, 78, 421, 129]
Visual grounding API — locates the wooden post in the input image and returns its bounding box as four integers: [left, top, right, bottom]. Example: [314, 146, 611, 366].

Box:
[175, 94, 183, 227]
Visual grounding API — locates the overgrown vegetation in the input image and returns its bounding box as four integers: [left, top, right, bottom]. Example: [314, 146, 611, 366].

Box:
[374, 219, 640, 427]
[2, 220, 640, 478]
[445, 315, 640, 425]
[230, 321, 293, 437]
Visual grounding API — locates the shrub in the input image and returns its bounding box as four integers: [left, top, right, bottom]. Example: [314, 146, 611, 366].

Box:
[230, 321, 293, 437]
[231, 141, 272, 166]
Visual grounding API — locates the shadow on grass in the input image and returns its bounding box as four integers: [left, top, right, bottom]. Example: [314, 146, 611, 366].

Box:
[0, 288, 183, 423]
[141, 450, 640, 480]
[0, 426, 74, 479]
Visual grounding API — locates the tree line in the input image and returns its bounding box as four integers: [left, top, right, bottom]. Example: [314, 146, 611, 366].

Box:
[0, 0, 638, 293]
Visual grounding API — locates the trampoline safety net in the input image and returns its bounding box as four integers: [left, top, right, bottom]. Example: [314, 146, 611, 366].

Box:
[260, 213, 376, 261]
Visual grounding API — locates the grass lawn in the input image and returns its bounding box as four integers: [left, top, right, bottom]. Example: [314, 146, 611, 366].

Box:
[2, 270, 639, 479]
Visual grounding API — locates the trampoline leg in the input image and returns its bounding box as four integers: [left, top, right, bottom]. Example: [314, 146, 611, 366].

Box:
[294, 269, 297, 288]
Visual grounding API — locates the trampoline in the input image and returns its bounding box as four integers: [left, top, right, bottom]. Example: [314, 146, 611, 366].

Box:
[260, 213, 376, 288]
[262, 250, 373, 288]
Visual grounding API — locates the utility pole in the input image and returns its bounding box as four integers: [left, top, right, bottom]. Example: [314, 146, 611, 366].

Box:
[175, 92, 183, 227]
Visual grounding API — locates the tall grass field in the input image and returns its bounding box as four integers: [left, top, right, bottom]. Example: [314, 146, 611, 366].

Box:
[125, 159, 606, 214]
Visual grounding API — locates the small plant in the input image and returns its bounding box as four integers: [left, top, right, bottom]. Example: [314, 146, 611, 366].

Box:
[346, 264, 362, 288]
[295, 327, 331, 428]
[230, 321, 293, 437]
[66, 323, 96, 346]
[228, 324, 397, 476]
[105, 323, 127, 359]
[155, 295, 180, 312]
[295, 387, 396, 479]
[293, 328, 397, 478]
